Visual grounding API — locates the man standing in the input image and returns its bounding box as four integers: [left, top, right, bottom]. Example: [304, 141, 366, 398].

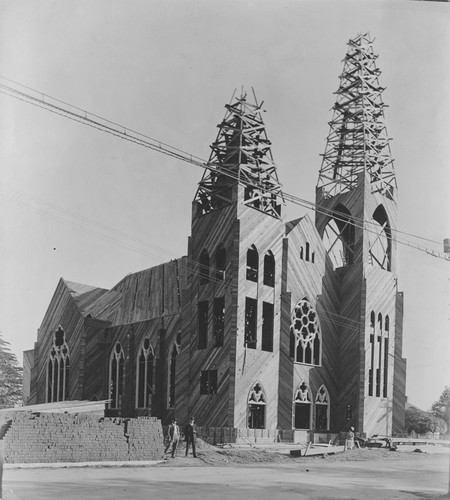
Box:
[184, 416, 197, 458]
[344, 426, 355, 451]
[164, 418, 180, 458]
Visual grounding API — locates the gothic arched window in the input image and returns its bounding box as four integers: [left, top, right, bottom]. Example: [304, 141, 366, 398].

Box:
[199, 249, 210, 285]
[315, 385, 330, 431]
[294, 381, 312, 429]
[168, 341, 180, 408]
[248, 382, 266, 429]
[246, 245, 259, 282]
[109, 342, 124, 409]
[290, 299, 321, 366]
[136, 338, 154, 408]
[368, 311, 376, 396]
[47, 326, 70, 403]
[376, 313, 383, 397]
[383, 315, 390, 398]
[322, 204, 355, 269]
[215, 244, 226, 281]
[368, 205, 392, 271]
[263, 251, 275, 287]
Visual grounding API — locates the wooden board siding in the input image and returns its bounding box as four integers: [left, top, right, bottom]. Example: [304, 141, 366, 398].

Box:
[181, 201, 239, 428]
[100, 315, 181, 418]
[82, 317, 112, 402]
[233, 190, 285, 429]
[108, 258, 187, 326]
[22, 350, 35, 405]
[35, 279, 88, 403]
[282, 214, 341, 432]
[315, 170, 404, 437]
[393, 291, 406, 435]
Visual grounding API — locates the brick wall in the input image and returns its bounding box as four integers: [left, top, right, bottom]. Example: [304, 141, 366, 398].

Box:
[1, 411, 164, 463]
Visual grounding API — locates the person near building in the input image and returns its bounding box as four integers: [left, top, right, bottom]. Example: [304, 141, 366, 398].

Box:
[184, 416, 197, 458]
[344, 426, 355, 451]
[164, 418, 180, 458]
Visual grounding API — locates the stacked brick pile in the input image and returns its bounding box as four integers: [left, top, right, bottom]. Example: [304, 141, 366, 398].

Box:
[1, 411, 164, 463]
[127, 417, 164, 461]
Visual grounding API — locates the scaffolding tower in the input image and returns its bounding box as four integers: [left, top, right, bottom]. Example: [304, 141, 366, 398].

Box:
[317, 33, 397, 199]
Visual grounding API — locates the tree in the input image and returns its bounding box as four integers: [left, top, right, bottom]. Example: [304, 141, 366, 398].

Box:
[405, 406, 448, 435]
[431, 385, 450, 426]
[0, 333, 23, 408]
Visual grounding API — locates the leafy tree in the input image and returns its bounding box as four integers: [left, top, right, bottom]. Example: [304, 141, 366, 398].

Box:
[431, 385, 450, 425]
[0, 333, 23, 408]
[405, 406, 448, 435]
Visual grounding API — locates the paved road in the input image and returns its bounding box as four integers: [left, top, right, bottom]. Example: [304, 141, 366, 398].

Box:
[2, 453, 449, 499]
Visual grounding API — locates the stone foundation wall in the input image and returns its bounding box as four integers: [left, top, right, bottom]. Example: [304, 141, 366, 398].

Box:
[1, 411, 164, 464]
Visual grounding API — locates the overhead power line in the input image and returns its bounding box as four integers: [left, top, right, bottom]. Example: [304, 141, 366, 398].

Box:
[0, 75, 448, 262]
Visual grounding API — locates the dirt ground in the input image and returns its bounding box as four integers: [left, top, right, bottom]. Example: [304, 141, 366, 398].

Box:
[3, 441, 449, 499]
[160, 438, 450, 467]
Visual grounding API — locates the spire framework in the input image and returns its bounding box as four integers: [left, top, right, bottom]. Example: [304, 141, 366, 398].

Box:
[194, 90, 283, 218]
[317, 34, 396, 199]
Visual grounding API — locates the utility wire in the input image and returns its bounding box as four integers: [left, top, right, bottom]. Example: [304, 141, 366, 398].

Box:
[0, 76, 447, 262]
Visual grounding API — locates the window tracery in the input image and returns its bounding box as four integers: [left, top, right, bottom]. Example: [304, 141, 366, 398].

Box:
[109, 342, 124, 409]
[290, 299, 321, 365]
[47, 326, 70, 403]
[136, 338, 154, 408]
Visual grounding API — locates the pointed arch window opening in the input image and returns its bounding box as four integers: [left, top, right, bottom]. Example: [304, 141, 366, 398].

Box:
[246, 246, 259, 282]
[109, 342, 125, 409]
[215, 244, 226, 281]
[376, 313, 383, 397]
[136, 337, 154, 409]
[368, 311, 390, 398]
[168, 342, 179, 409]
[315, 385, 330, 431]
[47, 326, 70, 403]
[383, 315, 390, 398]
[290, 299, 321, 366]
[368, 311, 375, 396]
[263, 251, 275, 287]
[248, 382, 266, 429]
[244, 297, 257, 349]
[294, 381, 312, 430]
[322, 207, 355, 270]
[214, 296, 225, 347]
[368, 205, 392, 271]
[199, 249, 210, 285]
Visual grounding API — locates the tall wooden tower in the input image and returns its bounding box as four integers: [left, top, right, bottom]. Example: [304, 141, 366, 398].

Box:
[315, 34, 406, 436]
[178, 91, 285, 429]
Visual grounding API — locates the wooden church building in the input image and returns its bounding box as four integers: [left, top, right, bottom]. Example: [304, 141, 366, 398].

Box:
[24, 34, 407, 440]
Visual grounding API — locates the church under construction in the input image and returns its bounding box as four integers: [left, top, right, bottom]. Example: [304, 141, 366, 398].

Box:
[23, 34, 407, 442]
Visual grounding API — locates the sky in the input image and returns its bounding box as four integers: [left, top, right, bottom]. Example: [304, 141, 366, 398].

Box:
[0, 0, 449, 412]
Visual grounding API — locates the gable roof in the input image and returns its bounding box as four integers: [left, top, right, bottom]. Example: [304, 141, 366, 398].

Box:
[64, 279, 110, 315]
